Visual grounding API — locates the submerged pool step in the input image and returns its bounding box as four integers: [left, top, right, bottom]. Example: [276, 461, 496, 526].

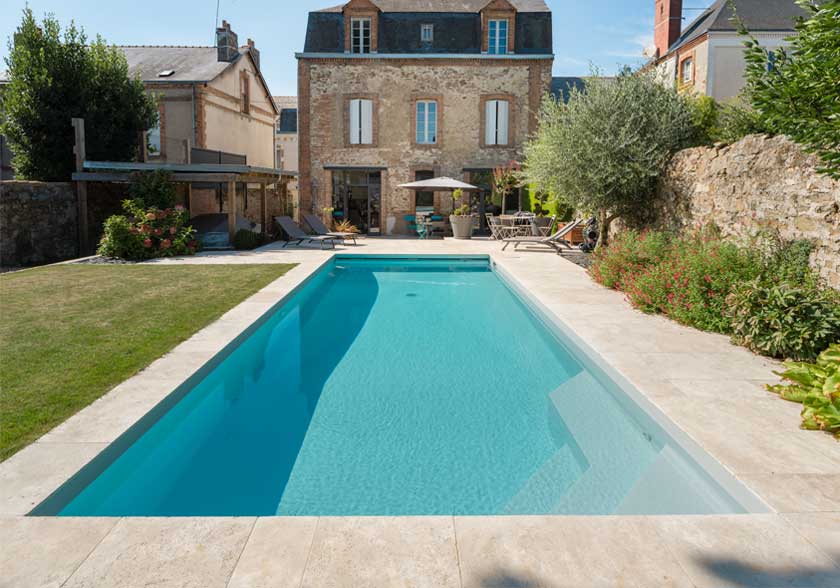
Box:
[500, 445, 584, 515]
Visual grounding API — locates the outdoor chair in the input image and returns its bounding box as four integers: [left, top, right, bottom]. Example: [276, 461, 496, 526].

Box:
[500, 218, 584, 254]
[487, 215, 504, 240]
[275, 216, 337, 249]
[530, 215, 557, 237]
[303, 214, 357, 245]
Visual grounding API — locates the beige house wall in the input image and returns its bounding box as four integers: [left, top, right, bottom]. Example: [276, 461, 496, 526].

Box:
[299, 58, 552, 235]
[707, 32, 792, 101]
[203, 57, 276, 167]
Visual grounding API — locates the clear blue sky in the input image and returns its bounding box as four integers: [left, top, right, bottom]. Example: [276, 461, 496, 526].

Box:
[0, 0, 714, 96]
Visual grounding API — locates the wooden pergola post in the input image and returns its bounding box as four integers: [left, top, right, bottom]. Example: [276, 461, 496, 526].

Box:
[259, 182, 268, 236]
[71, 118, 89, 255]
[228, 180, 237, 243]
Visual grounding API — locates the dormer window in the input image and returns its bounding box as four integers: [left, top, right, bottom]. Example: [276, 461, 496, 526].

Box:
[351, 17, 371, 54]
[488, 19, 509, 55]
[421, 24, 434, 43]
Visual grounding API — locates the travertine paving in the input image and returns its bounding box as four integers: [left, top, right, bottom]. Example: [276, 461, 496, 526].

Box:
[1, 237, 838, 587]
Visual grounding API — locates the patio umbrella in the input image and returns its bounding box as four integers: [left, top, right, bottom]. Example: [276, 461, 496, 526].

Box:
[398, 177, 479, 191]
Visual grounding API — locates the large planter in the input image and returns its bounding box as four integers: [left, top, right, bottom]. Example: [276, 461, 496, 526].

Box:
[449, 215, 474, 239]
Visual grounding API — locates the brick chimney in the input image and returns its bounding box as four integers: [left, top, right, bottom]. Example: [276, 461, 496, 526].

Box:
[654, 0, 682, 58]
[216, 20, 238, 62]
[245, 38, 260, 71]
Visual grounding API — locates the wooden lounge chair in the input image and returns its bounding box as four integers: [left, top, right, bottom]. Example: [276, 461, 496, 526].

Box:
[303, 214, 358, 245]
[275, 216, 337, 249]
[500, 219, 584, 253]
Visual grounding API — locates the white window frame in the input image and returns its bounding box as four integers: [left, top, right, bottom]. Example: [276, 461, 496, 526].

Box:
[415, 100, 437, 145]
[488, 19, 508, 55]
[351, 17, 371, 54]
[681, 57, 693, 84]
[349, 98, 373, 145]
[485, 99, 509, 146]
[421, 24, 434, 43]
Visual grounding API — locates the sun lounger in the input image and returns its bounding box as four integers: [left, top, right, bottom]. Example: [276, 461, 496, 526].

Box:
[500, 219, 583, 253]
[303, 214, 358, 245]
[275, 216, 337, 249]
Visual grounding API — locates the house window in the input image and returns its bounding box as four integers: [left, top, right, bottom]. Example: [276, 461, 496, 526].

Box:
[349, 98, 373, 145]
[488, 19, 508, 55]
[147, 123, 161, 156]
[240, 75, 250, 113]
[681, 57, 693, 84]
[485, 99, 509, 146]
[421, 24, 434, 43]
[415, 100, 437, 144]
[351, 18, 371, 54]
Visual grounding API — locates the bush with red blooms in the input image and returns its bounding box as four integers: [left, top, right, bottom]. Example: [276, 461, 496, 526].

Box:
[98, 200, 198, 260]
[591, 225, 764, 333]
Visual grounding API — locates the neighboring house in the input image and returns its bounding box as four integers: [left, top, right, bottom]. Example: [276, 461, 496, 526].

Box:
[297, 0, 554, 235]
[273, 96, 300, 208]
[649, 0, 806, 101]
[120, 21, 278, 167]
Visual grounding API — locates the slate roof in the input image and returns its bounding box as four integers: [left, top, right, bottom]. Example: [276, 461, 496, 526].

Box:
[273, 97, 299, 133]
[120, 46, 234, 82]
[318, 0, 550, 13]
[668, 0, 807, 53]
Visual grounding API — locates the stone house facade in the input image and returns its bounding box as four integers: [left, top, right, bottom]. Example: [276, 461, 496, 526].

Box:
[649, 0, 805, 101]
[297, 0, 554, 235]
[274, 96, 299, 208]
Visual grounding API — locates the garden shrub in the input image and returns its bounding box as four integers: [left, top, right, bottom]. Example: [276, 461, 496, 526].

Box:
[98, 200, 198, 260]
[233, 229, 263, 250]
[129, 170, 176, 209]
[727, 238, 840, 361]
[728, 279, 840, 361]
[767, 344, 840, 438]
[622, 228, 763, 332]
[590, 229, 671, 290]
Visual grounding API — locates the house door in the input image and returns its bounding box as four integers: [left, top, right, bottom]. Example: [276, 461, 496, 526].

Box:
[331, 170, 382, 234]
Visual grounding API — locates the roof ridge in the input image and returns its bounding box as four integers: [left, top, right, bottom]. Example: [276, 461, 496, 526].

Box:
[116, 45, 215, 49]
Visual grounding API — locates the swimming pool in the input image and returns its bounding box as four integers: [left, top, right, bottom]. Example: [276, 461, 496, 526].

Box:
[40, 256, 765, 516]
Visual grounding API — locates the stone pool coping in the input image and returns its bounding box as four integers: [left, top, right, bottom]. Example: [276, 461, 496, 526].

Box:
[1, 238, 838, 587]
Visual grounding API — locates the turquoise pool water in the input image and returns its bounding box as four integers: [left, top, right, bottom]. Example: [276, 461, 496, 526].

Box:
[52, 257, 754, 516]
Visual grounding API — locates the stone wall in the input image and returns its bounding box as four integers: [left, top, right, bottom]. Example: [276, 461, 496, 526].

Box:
[0, 181, 78, 267]
[657, 134, 840, 287]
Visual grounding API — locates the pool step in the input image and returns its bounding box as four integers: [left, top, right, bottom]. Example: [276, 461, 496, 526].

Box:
[500, 444, 583, 515]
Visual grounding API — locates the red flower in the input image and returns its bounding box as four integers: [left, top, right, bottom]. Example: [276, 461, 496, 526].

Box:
[175, 204, 185, 211]
[143, 238, 152, 248]
[154, 228, 163, 236]
[156, 211, 167, 220]
[169, 227, 177, 235]
[160, 239, 171, 249]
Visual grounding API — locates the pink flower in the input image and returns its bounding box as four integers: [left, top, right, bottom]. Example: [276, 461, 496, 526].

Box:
[160, 239, 171, 249]
[154, 228, 163, 236]
[169, 227, 177, 235]
[175, 205, 185, 211]
[143, 238, 152, 248]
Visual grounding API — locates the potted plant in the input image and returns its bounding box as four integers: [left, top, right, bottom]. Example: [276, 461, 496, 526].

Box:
[449, 188, 474, 239]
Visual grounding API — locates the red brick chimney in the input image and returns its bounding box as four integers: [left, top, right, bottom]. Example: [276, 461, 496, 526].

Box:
[654, 0, 682, 58]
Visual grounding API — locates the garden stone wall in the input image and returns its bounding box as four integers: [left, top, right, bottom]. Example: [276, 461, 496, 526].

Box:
[0, 181, 78, 267]
[656, 134, 840, 288]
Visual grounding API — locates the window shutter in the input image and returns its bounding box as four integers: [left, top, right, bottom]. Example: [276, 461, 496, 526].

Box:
[360, 99, 373, 144]
[485, 100, 497, 145]
[497, 100, 509, 145]
[349, 99, 361, 144]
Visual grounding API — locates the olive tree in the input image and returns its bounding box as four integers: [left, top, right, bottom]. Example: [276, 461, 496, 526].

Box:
[522, 70, 696, 248]
[0, 9, 157, 181]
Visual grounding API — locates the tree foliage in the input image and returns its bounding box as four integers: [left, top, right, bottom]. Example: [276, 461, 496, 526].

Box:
[522, 70, 696, 247]
[0, 9, 157, 181]
[738, 0, 840, 178]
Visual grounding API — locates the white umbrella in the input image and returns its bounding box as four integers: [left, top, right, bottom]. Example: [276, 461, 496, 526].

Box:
[398, 176, 479, 191]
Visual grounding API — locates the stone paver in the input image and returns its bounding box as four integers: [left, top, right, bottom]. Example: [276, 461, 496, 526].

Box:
[2, 238, 839, 586]
[63, 517, 255, 588]
[653, 515, 840, 588]
[300, 517, 461, 588]
[227, 517, 318, 588]
[0, 516, 118, 588]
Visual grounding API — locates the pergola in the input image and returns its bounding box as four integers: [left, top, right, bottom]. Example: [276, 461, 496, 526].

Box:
[70, 118, 296, 252]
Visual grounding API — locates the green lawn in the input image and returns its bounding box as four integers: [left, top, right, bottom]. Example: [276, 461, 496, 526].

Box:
[0, 263, 295, 461]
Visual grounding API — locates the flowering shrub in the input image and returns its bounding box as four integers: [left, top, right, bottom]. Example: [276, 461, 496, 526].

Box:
[590, 229, 672, 290]
[98, 200, 198, 260]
